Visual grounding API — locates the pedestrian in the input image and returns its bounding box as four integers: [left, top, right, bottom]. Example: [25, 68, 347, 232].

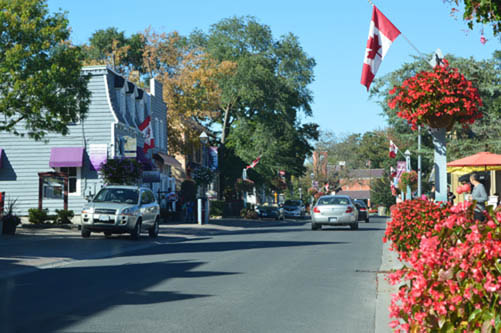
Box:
[447, 185, 456, 205]
[469, 172, 488, 222]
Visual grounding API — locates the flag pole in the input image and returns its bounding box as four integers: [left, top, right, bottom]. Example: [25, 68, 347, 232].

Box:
[367, 1, 428, 61]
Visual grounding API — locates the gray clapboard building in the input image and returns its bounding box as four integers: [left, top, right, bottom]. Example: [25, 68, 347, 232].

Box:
[0, 65, 175, 217]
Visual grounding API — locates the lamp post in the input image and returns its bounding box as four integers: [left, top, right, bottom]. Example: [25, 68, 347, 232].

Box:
[198, 131, 208, 225]
[405, 150, 412, 201]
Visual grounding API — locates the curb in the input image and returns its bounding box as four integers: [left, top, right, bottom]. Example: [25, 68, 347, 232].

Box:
[375, 218, 401, 333]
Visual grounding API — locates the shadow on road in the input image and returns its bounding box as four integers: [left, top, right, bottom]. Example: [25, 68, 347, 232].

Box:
[117, 239, 346, 258]
[0, 237, 345, 332]
[0, 259, 226, 333]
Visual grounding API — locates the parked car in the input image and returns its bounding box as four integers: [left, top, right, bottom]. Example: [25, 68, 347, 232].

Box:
[282, 199, 306, 218]
[81, 185, 160, 239]
[311, 195, 359, 230]
[354, 199, 370, 223]
[256, 204, 284, 220]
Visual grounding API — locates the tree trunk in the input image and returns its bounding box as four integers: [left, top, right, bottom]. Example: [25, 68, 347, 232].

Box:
[218, 105, 231, 200]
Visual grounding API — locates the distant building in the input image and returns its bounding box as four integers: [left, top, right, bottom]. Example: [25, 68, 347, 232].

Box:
[337, 168, 384, 205]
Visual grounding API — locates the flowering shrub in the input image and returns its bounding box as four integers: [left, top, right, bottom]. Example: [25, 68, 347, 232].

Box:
[388, 59, 483, 131]
[386, 201, 501, 332]
[384, 199, 452, 260]
[100, 158, 143, 185]
[398, 171, 418, 192]
[192, 166, 214, 186]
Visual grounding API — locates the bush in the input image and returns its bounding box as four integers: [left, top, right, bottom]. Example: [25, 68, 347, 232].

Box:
[386, 201, 501, 332]
[28, 208, 49, 224]
[210, 200, 224, 217]
[383, 199, 451, 260]
[55, 209, 74, 224]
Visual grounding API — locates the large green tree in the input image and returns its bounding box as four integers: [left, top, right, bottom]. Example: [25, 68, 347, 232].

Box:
[0, 0, 90, 140]
[190, 16, 318, 192]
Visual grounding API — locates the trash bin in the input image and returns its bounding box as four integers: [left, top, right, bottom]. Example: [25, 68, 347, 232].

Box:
[377, 206, 387, 216]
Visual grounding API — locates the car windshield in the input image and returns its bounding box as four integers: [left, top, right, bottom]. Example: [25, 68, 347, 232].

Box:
[93, 188, 139, 204]
[317, 197, 350, 206]
[284, 200, 301, 206]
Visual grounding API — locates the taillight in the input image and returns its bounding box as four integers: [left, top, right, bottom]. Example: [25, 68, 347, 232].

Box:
[346, 206, 354, 213]
[313, 207, 320, 213]
[359, 208, 367, 211]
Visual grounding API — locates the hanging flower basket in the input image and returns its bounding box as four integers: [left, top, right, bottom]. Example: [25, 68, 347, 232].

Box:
[388, 59, 483, 131]
[192, 166, 214, 186]
[100, 158, 143, 185]
[398, 171, 418, 191]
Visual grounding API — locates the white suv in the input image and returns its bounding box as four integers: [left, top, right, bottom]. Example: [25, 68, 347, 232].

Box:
[81, 186, 160, 239]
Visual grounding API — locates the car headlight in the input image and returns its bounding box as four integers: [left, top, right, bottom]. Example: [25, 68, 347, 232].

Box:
[121, 207, 137, 216]
[82, 206, 94, 214]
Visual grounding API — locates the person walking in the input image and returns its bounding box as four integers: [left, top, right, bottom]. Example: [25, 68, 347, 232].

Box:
[469, 173, 488, 221]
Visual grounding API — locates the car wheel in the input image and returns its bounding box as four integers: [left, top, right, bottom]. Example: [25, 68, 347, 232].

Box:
[350, 222, 359, 230]
[81, 228, 91, 238]
[311, 223, 320, 230]
[104, 231, 112, 237]
[149, 218, 159, 238]
[130, 219, 141, 240]
[365, 218, 370, 223]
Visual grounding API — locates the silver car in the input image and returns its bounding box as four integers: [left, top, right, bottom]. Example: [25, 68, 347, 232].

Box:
[81, 185, 160, 239]
[311, 195, 359, 230]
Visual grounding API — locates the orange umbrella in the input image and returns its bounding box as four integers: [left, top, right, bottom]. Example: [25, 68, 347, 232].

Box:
[447, 151, 501, 174]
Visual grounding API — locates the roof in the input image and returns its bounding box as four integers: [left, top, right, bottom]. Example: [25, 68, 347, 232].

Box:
[348, 169, 384, 178]
[336, 190, 371, 199]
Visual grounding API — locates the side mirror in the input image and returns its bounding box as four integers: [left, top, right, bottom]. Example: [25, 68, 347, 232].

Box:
[85, 195, 93, 202]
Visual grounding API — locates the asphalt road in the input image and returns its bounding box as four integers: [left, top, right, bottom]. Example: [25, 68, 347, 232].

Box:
[0, 217, 386, 333]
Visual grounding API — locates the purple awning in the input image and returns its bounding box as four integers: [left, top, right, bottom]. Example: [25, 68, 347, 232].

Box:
[49, 147, 84, 168]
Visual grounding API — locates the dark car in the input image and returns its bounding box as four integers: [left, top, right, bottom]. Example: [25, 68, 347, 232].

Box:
[256, 205, 284, 220]
[282, 199, 305, 218]
[354, 199, 369, 223]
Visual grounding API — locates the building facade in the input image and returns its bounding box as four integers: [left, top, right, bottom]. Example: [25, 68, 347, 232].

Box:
[0, 65, 174, 217]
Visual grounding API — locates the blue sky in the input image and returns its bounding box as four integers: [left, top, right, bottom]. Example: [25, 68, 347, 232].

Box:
[48, 0, 499, 137]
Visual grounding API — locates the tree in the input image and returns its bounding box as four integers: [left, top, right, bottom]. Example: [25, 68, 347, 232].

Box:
[444, 0, 501, 36]
[0, 0, 91, 140]
[190, 17, 318, 183]
[82, 28, 145, 77]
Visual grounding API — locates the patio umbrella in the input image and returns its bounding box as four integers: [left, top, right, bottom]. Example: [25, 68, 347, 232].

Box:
[447, 151, 501, 174]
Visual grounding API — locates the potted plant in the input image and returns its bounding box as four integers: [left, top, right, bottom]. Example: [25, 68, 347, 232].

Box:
[2, 199, 21, 235]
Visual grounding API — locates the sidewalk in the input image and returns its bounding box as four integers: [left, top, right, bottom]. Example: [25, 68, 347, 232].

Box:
[375, 218, 401, 333]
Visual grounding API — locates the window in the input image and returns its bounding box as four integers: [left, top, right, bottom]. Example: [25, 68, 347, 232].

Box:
[141, 191, 151, 204]
[94, 188, 139, 204]
[59, 167, 80, 195]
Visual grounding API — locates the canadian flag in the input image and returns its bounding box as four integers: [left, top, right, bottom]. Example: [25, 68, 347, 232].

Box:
[246, 156, 261, 169]
[361, 6, 401, 90]
[139, 116, 155, 153]
[390, 166, 397, 178]
[389, 140, 398, 158]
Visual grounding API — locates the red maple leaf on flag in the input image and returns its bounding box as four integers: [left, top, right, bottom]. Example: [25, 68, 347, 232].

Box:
[366, 34, 382, 59]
